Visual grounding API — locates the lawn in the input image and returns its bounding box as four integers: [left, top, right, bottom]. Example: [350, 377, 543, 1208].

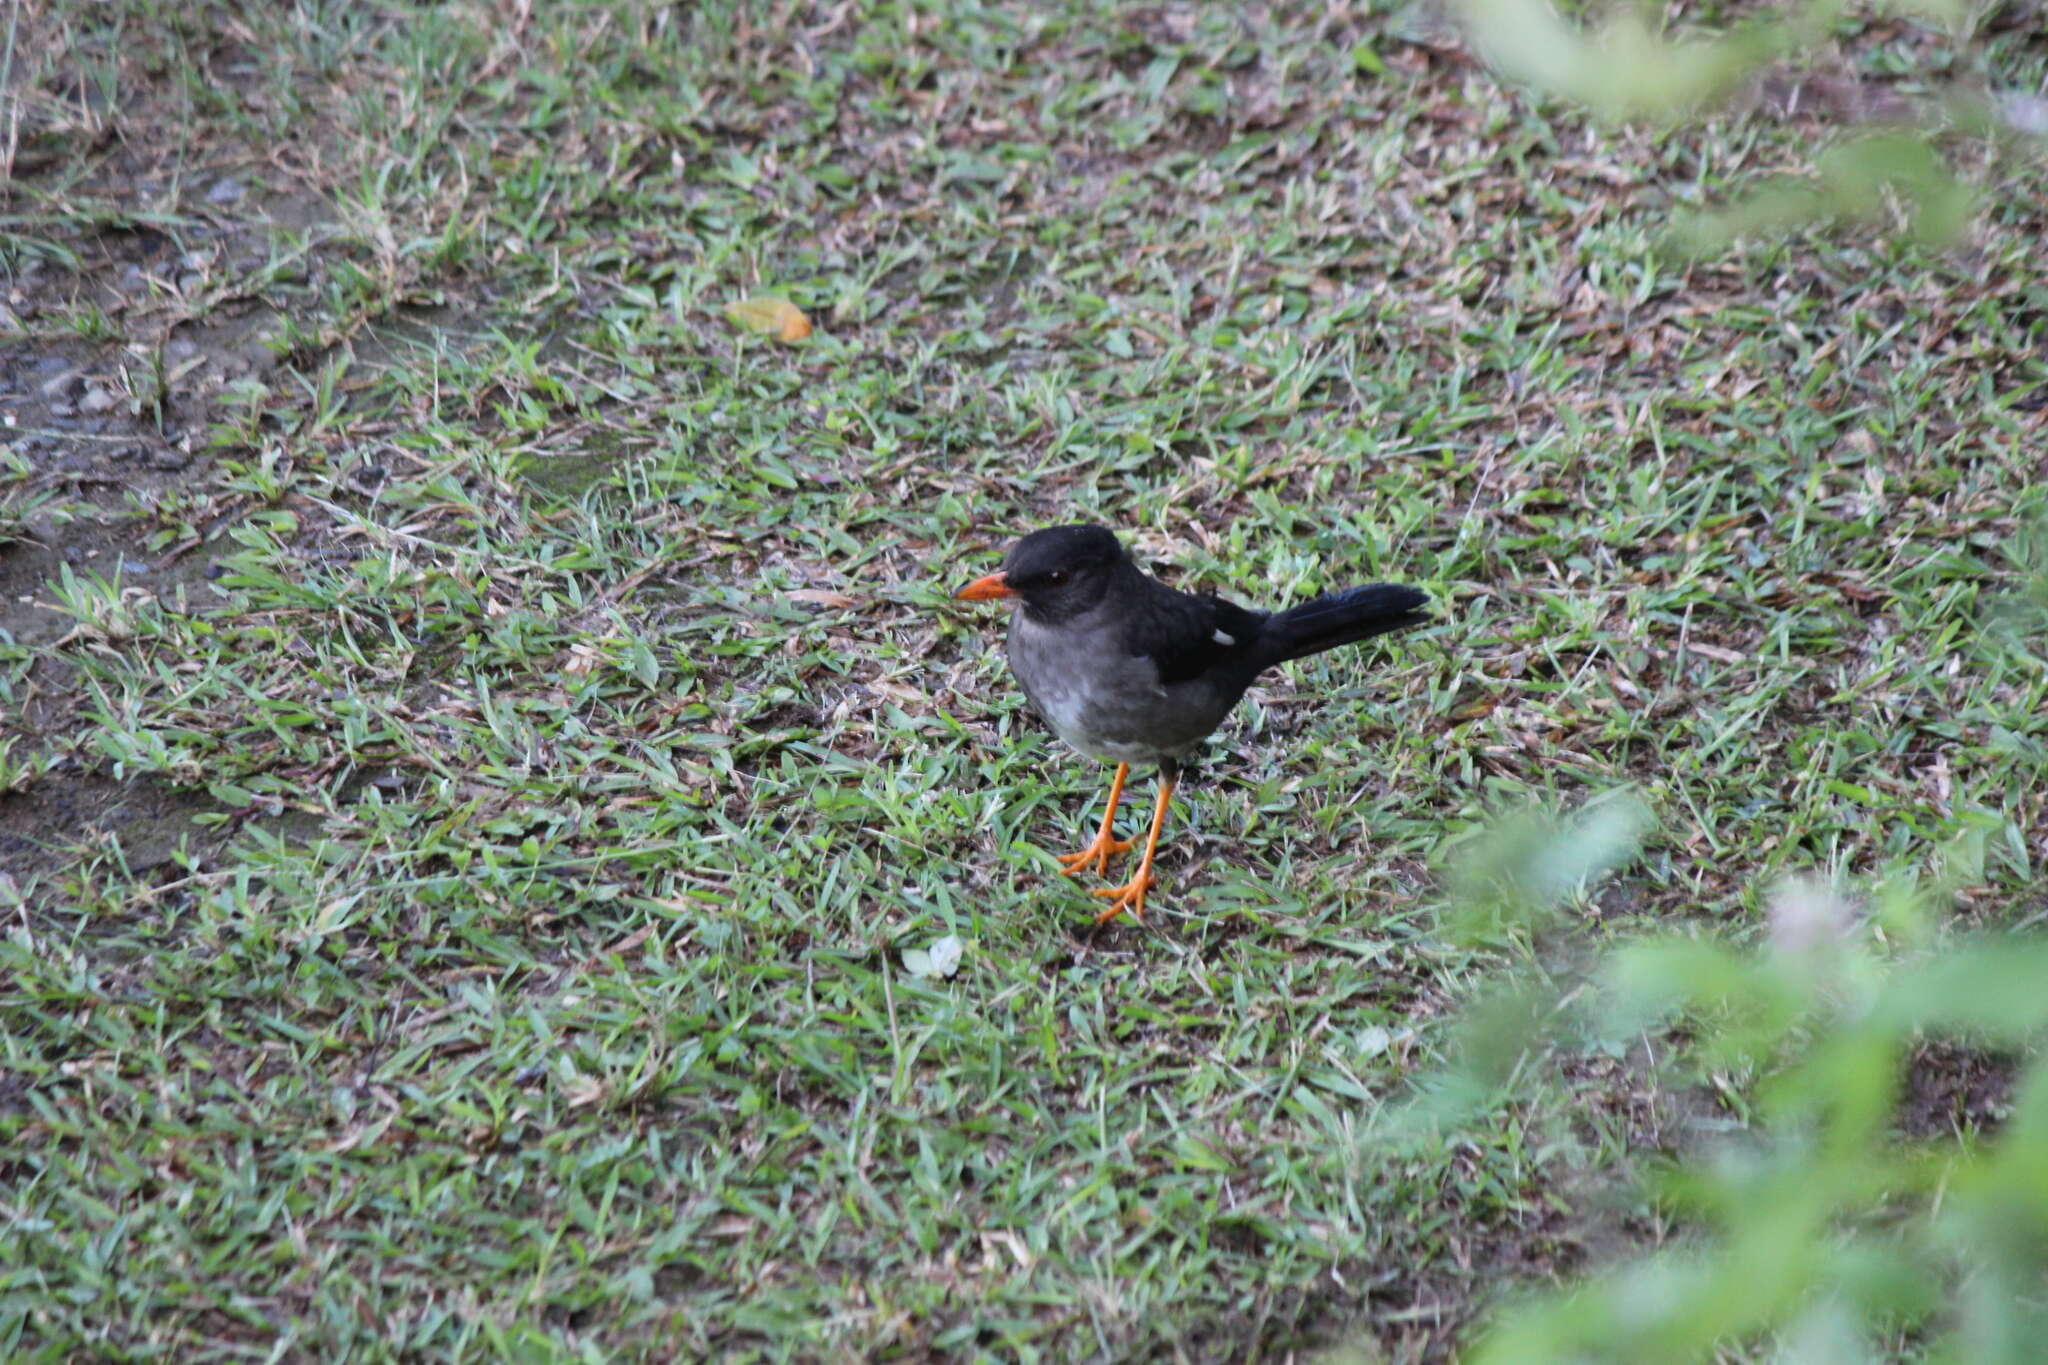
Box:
[1, 1, 2045, 1360]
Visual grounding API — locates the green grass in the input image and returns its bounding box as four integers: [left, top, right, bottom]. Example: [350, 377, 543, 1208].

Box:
[2, 1, 2045, 1360]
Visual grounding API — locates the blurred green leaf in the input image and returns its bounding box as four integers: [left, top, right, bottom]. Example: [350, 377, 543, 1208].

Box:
[1450, 0, 1778, 121]
[1448, 0, 1988, 252]
[1873, 941, 2048, 1041]
[1445, 795, 1652, 942]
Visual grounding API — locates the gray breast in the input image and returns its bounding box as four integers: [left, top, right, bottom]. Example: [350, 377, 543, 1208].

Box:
[1006, 609, 1235, 764]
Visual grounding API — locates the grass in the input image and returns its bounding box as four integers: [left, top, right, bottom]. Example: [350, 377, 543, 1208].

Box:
[1, 0, 2045, 1359]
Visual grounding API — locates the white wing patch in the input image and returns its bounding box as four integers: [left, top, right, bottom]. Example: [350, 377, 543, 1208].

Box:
[1211, 629, 1235, 646]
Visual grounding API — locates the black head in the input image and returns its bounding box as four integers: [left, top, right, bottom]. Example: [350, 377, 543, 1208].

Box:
[955, 524, 1128, 623]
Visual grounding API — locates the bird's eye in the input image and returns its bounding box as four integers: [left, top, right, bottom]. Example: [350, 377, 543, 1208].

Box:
[1045, 570, 1068, 586]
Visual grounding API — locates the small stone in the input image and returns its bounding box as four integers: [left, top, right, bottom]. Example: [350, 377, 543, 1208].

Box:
[245, 343, 281, 375]
[38, 370, 84, 401]
[47, 401, 77, 418]
[79, 387, 120, 416]
[146, 450, 190, 472]
[179, 250, 210, 271]
[121, 558, 151, 575]
[165, 337, 199, 361]
[177, 272, 204, 295]
[206, 178, 244, 205]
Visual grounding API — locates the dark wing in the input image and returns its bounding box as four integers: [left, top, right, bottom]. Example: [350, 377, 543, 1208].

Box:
[1120, 582, 1270, 687]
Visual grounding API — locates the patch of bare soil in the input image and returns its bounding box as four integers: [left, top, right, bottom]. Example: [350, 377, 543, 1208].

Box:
[0, 768, 227, 890]
[1896, 1039, 2018, 1142]
[0, 53, 354, 899]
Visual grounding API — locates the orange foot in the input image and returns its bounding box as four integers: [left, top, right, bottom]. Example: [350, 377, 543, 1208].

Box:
[1091, 872, 1158, 925]
[1056, 762, 1134, 879]
[1087, 770, 1176, 928]
[1058, 830, 1133, 879]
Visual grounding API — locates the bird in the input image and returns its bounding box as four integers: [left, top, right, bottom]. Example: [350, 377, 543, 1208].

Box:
[954, 524, 1429, 925]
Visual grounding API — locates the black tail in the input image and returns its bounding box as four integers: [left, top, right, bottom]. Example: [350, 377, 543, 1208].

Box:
[1255, 583, 1430, 667]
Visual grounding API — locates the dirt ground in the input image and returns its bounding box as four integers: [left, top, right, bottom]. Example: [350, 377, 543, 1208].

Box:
[2, 72, 380, 888]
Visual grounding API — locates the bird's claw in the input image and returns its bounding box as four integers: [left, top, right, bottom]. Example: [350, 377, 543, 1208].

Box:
[1057, 835, 1134, 879]
[1090, 874, 1157, 925]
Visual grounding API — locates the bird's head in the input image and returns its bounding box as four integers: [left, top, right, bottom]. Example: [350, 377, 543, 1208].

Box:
[954, 524, 1126, 623]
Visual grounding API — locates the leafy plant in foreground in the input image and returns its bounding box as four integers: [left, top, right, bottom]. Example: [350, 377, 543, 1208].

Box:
[1411, 806, 2048, 1362]
[1446, 0, 2039, 250]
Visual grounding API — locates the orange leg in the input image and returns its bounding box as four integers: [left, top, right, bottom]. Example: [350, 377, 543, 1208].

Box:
[1092, 771, 1176, 925]
[1056, 762, 1134, 878]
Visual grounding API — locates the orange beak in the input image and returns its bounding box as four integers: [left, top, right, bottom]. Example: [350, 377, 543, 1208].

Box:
[954, 572, 1017, 602]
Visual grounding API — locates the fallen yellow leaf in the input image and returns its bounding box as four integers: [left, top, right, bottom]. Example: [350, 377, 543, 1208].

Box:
[788, 588, 856, 609]
[726, 296, 812, 342]
[1448, 693, 1498, 722]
